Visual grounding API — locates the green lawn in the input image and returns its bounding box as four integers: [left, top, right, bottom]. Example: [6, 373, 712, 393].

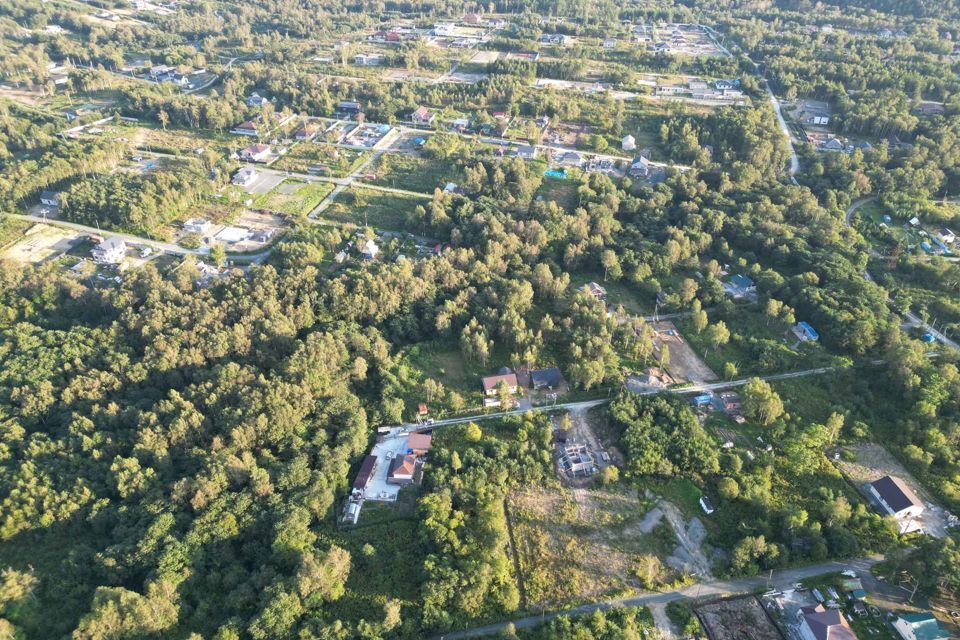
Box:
[255, 180, 334, 216]
[535, 176, 580, 211]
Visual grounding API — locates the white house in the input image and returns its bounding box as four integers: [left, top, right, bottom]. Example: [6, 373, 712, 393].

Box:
[869, 475, 925, 533]
[938, 228, 956, 244]
[183, 218, 212, 234]
[515, 145, 537, 159]
[40, 190, 61, 207]
[628, 155, 650, 178]
[232, 167, 259, 186]
[239, 143, 272, 163]
[622, 134, 636, 151]
[246, 93, 269, 107]
[92, 237, 127, 264]
[353, 53, 385, 66]
[361, 239, 379, 260]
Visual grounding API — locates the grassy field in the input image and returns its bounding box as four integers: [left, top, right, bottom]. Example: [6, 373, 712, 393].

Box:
[0, 216, 31, 249]
[535, 175, 581, 212]
[255, 179, 334, 216]
[271, 143, 368, 177]
[118, 122, 238, 156]
[510, 485, 679, 607]
[321, 188, 426, 231]
[675, 304, 837, 377]
[369, 154, 462, 193]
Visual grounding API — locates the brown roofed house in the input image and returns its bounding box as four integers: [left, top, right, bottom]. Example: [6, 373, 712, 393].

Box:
[797, 604, 857, 640]
[407, 432, 432, 456]
[481, 368, 519, 396]
[352, 455, 378, 491]
[387, 453, 416, 485]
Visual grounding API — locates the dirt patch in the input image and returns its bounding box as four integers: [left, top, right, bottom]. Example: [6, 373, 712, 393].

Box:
[695, 596, 783, 640]
[659, 498, 713, 579]
[2, 224, 83, 263]
[834, 443, 949, 537]
[649, 602, 676, 639]
[653, 321, 718, 383]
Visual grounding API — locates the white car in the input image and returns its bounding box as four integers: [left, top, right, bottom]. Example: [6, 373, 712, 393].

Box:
[139, 247, 153, 258]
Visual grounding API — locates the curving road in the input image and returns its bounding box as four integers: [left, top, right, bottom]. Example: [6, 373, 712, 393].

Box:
[845, 197, 959, 352]
[433, 556, 883, 639]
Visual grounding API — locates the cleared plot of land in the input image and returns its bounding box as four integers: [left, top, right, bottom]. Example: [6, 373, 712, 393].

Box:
[2, 224, 83, 263]
[834, 443, 948, 537]
[368, 154, 461, 193]
[535, 176, 580, 211]
[653, 321, 718, 383]
[271, 143, 368, 177]
[510, 486, 681, 607]
[695, 596, 782, 640]
[256, 179, 334, 216]
[321, 188, 423, 231]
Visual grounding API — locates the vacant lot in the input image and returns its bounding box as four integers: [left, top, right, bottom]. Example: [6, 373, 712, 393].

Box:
[510, 486, 683, 608]
[322, 188, 424, 231]
[271, 143, 367, 177]
[535, 176, 580, 211]
[256, 180, 334, 216]
[2, 224, 83, 263]
[653, 321, 718, 383]
[369, 154, 461, 193]
[695, 596, 782, 640]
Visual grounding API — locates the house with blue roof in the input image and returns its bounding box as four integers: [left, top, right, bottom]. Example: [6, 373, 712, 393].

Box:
[893, 613, 950, 640]
[723, 274, 757, 300]
[792, 321, 819, 342]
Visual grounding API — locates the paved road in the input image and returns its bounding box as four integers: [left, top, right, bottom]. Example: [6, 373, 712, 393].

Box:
[402, 362, 845, 433]
[845, 197, 960, 352]
[434, 556, 883, 639]
[703, 25, 800, 182]
[5, 213, 277, 264]
[7, 213, 207, 256]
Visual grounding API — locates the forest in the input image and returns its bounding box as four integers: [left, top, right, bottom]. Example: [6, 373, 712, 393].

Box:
[0, 0, 959, 637]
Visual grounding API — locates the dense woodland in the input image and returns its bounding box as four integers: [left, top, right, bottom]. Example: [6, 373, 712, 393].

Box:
[0, 0, 959, 637]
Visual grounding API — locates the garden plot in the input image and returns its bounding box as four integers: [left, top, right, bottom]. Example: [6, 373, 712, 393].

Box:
[834, 443, 950, 538]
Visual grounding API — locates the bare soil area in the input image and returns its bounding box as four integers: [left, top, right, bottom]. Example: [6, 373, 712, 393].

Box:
[653, 321, 718, 382]
[695, 596, 782, 640]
